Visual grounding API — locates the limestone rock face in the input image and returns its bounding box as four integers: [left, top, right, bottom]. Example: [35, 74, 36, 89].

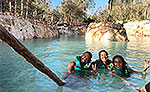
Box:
[124, 20, 150, 36]
[0, 15, 59, 39]
[85, 22, 129, 42]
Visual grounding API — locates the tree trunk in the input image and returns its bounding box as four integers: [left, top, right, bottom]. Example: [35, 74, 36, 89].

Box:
[108, 0, 113, 10]
[0, 24, 64, 86]
[21, 0, 23, 15]
[34, 0, 38, 20]
[107, 0, 113, 22]
[25, 0, 29, 18]
[14, 0, 17, 14]
[9, 0, 11, 13]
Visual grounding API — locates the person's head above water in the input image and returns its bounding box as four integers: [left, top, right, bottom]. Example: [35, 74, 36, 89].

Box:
[98, 50, 108, 63]
[112, 55, 127, 70]
[81, 51, 92, 63]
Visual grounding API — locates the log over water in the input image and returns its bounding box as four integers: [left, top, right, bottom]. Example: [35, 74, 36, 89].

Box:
[0, 24, 64, 86]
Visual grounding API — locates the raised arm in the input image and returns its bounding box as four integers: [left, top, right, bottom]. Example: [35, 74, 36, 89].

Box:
[129, 59, 150, 77]
[142, 59, 150, 75]
[92, 62, 98, 75]
[91, 59, 105, 75]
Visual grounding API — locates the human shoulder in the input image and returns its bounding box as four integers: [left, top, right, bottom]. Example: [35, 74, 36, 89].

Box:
[68, 60, 76, 66]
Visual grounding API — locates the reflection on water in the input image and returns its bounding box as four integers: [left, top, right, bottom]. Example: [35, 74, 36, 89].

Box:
[0, 35, 150, 92]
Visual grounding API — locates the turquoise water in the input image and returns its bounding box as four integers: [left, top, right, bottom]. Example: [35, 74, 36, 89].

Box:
[0, 35, 150, 92]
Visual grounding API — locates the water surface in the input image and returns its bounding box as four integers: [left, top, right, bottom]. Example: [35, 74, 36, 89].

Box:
[0, 35, 150, 92]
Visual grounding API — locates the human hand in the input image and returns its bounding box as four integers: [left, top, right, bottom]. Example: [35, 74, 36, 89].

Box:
[144, 59, 150, 70]
[62, 72, 70, 80]
[142, 59, 150, 74]
[92, 64, 97, 71]
[92, 64, 98, 75]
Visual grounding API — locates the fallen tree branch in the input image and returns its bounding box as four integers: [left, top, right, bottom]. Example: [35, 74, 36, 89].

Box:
[0, 24, 64, 86]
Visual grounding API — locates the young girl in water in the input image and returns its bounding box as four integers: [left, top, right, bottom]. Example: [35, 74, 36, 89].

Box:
[92, 50, 112, 74]
[110, 55, 150, 77]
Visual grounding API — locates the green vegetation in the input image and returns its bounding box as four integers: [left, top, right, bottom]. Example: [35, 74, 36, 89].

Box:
[0, 0, 150, 26]
[93, 0, 150, 23]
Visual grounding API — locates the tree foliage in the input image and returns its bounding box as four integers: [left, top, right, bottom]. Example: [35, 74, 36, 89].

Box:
[0, 0, 149, 26]
[0, 0, 52, 23]
[93, 0, 150, 23]
[56, 0, 95, 25]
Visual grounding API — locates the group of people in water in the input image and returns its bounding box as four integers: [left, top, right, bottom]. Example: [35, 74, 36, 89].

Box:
[62, 50, 150, 91]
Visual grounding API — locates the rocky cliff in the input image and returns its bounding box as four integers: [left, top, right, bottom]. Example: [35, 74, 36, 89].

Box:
[0, 15, 59, 40]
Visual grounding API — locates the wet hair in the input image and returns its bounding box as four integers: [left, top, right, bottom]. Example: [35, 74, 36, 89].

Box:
[83, 51, 92, 60]
[98, 50, 108, 61]
[98, 50, 111, 66]
[112, 55, 130, 77]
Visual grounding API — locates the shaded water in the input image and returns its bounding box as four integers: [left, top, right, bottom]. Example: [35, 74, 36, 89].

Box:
[0, 35, 150, 92]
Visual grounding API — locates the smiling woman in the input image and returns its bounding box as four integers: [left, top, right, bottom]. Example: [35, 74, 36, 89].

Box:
[111, 55, 150, 77]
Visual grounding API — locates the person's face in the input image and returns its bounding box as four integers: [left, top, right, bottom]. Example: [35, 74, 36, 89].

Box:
[100, 52, 108, 62]
[114, 57, 123, 70]
[81, 53, 91, 63]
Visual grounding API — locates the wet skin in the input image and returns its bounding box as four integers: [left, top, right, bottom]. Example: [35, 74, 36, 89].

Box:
[100, 52, 108, 64]
[92, 51, 109, 74]
[80, 53, 91, 66]
[66, 53, 92, 74]
[114, 57, 123, 70]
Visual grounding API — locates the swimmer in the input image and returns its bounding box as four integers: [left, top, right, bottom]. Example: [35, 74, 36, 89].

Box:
[62, 51, 93, 80]
[92, 50, 112, 74]
[110, 55, 150, 77]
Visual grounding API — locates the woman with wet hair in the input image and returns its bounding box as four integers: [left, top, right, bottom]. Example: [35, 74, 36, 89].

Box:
[110, 55, 150, 77]
[96, 50, 111, 68]
[92, 50, 112, 74]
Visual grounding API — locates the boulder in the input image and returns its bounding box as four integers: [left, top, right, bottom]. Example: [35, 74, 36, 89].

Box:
[85, 22, 129, 42]
[124, 20, 150, 36]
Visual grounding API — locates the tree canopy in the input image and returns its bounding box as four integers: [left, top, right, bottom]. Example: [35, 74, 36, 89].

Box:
[0, 0, 149, 26]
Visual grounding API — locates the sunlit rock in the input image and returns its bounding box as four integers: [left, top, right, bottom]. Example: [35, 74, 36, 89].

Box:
[124, 20, 150, 36]
[85, 22, 129, 42]
[0, 15, 59, 39]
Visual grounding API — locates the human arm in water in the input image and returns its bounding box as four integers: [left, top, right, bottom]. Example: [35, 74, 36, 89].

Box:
[130, 59, 150, 75]
[62, 60, 76, 80]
